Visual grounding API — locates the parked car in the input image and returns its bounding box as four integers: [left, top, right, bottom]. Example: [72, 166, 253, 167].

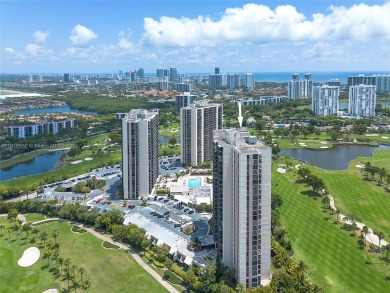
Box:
[127, 204, 135, 209]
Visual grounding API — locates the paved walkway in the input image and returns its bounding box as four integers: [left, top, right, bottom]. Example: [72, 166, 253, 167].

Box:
[79, 225, 180, 293]
[294, 164, 388, 248]
[328, 194, 388, 247]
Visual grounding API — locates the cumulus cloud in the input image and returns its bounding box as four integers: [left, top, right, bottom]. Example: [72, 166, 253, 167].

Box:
[33, 30, 50, 43]
[142, 2, 390, 47]
[70, 24, 98, 46]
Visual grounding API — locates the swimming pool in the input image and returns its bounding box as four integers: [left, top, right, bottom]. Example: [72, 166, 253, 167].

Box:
[188, 178, 202, 189]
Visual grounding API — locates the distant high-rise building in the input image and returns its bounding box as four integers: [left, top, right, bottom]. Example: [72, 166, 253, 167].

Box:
[181, 100, 222, 166]
[373, 75, 390, 93]
[213, 128, 272, 289]
[209, 74, 227, 89]
[27, 74, 33, 83]
[170, 68, 178, 81]
[157, 80, 169, 91]
[349, 85, 376, 117]
[325, 79, 341, 88]
[64, 74, 70, 83]
[288, 73, 301, 99]
[37, 74, 43, 83]
[176, 93, 196, 112]
[244, 73, 255, 89]
[118, 70, 124, 79]
[215, 67, 220, 74]
[312, 85, 340, 116]
[130, 71, 136, 82]
[178, 73, 186, 82]
[156, 68, 164, 78]
[302, 73, 313, 98]
[175, 83, 192, 92]
[122, 109, 159, 199]
[227, 74, 240, 89]
[347, 74, 375, 91]
[138, 68, 145, 79]
[163, 69, 170, 78]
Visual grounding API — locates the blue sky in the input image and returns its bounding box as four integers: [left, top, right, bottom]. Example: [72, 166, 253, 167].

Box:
[1, 0, 389, 73]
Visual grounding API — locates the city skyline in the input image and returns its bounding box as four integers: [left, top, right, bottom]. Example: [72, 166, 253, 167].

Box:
[1, 0, 390, 73]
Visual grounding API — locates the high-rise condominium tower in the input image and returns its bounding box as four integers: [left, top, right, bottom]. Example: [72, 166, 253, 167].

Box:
[213, 129, 271, 288]
[180, 100, 222, 166]
[176, 93, 196, 112]
[122, 109, 159, 199]
[349, 85, 376, 117]
[312, 85, 340, 116]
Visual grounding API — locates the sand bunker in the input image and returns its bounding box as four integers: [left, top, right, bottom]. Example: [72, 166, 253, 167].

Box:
[84, 157, 93, 161]
[381, 136, 388, 139]
[18, 247, 40, 267]
[42, 289, 58, 293]
[298, 142, 306, 145]
[70, 160, 82, 165]
[320, 141, 327, 144]
[320, 146, 329, 149]
[356, 164, 365, 168]
[277, 167, 287, 174]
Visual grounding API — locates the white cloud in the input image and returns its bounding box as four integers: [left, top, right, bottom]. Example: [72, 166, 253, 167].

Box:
[4, 48, 14, 53]
[33, 31, 50, 43]
[70, 24, 98, 46]
[142, 2, 390, 47]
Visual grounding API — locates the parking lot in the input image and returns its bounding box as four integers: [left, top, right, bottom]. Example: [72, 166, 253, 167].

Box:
[159, 155, 186, 175]
[41, 164, 122, 202]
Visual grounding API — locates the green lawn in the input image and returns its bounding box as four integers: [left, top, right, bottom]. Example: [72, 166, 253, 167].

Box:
[159, 143, 180, 156]
[0, 218, 168, 293]
[307, 149, 390, 238]
[24, 213, 46, 222]
[159, 122, 180, 137]
[277, 138, 333, 149]
[272, 160, 390, 292]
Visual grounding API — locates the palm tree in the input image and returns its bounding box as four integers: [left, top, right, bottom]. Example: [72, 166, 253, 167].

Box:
[58, 258, 64, 272]
[378, 168, 387, 184]
[64, 258, 71, 270]
[296, 260, 308, 276]
[22, 223, 31, 238]
[46, 239, 54, 249]
[52, 230, 59, 244]
[44, 249, 52, 266]
[378, 231, 384, 247]
[32, 228, 39, 241]
[40, 232, 48, 246]
[362, 226, 369, 247]
[0, 224, 4, 237]
[64, 269, 72, 290]
[311, 284, 324, 293]
[82, 280, 91, 292]
[78, 267, 86, 284]
[384, 244, 390, 260]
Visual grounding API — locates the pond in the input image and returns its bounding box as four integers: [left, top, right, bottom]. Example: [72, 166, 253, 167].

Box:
[280, 144, 390, 170]
[14, 105, 97, 116]
[339, 100, 390, 110]
[159, 135, 181, 144]
[0, 150, 68, 181]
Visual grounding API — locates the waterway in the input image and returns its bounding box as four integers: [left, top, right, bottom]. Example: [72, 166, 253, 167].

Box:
[0, 150, 68, 181]
[14, 105, 97, 116]
[159, 135, 181, 144]
[339, 100, 390, 110]
[280, 144, 390, 170]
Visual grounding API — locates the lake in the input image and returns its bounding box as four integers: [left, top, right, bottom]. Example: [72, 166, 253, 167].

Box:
[14, 105, 97, 116]
[159, 135, 181, 144]
[0, 150, 68, 181]
[339, 100, 390, 110]
[280, 144, 390, 170]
